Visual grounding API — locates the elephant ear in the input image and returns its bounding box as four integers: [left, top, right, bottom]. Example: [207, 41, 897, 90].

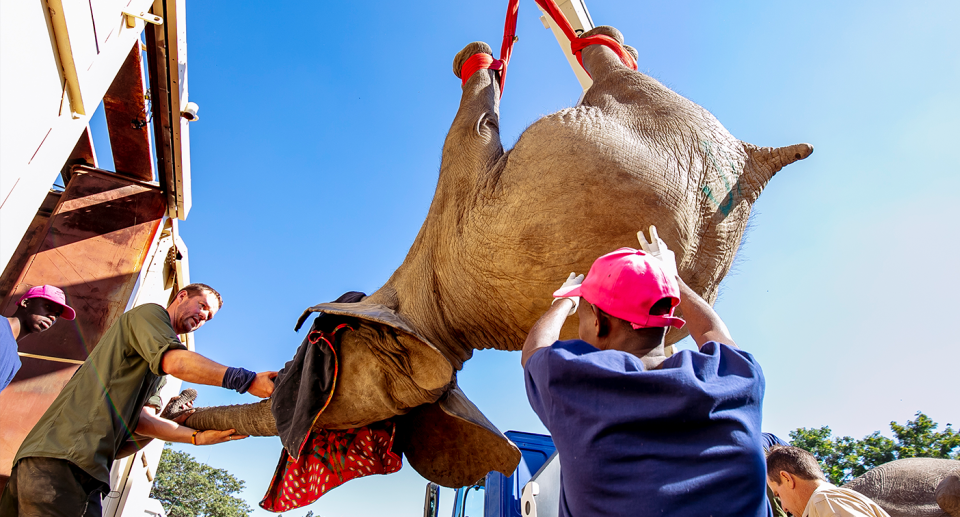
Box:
[296, 301, 454, 392]
[394, 383, 522, 488]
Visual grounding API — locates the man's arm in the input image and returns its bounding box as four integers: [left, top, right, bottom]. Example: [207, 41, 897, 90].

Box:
[160, 349, 277, 398]
[677, 278, 737, 349]
[521, 299, 574, 368]
[134, 407, 246, 445]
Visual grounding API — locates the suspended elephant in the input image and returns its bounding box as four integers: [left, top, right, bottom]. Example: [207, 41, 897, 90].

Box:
[843, 458, 960, 517]
[185, 25, 812, 487]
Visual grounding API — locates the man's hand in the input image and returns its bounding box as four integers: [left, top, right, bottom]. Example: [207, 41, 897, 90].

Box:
[194, 429, 248, 445]
[638, 225, 678, 280]
[552, 272, 584, 316]
[247, 371, 278, 398]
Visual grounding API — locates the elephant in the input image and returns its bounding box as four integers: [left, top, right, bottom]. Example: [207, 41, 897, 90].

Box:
[843, 458, 960, 517]
[185, 25, 812, 488]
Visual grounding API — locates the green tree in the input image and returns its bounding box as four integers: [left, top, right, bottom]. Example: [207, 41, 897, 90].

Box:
[789, 411, 960, 485]
[149, 445, 253, 517]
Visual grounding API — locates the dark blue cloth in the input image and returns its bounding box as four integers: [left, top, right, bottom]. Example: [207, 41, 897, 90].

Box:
[222, 366, 257, 393]
[762, 432, 788, 450]
[525, 340, 770, 517]
[1, 318, 20, 393]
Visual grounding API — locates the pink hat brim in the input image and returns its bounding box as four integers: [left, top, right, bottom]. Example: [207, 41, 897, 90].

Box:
[60, 305, 77, 320]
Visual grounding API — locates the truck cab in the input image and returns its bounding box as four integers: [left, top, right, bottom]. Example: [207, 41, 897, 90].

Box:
[423, 431, 557, 517]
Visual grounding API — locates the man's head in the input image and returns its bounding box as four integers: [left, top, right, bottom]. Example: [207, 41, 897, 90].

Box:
[15, 285, 76, 336]
[766, 445, 827, 516]
[555, 247, 684, 349]
[167, 283, 222, 335]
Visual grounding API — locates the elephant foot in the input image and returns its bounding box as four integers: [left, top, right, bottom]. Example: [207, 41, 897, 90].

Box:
[453, 41, 494, 79]
[938, 469, 960, 517]
[578, 25, 638, 62]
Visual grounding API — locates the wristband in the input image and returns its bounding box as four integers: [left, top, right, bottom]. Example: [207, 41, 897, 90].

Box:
[191, 430, 200, 445]
[552, 296, 579, 316]
[222, 367, 257, 393]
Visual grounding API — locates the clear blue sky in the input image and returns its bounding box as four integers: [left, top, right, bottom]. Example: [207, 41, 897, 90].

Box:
[153, 1, 960, 515]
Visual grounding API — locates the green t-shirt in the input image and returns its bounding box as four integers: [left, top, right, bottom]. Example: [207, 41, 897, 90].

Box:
[15, 303, 186, 484]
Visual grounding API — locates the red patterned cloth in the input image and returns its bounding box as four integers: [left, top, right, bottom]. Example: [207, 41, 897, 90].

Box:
[260, 422, 402, 512]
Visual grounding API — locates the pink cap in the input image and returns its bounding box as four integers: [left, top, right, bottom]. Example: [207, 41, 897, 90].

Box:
[553, 247, 685, 330]
[19, 285, 77, 320]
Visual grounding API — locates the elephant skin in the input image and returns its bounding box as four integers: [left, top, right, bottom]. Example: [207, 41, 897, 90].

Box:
[186, 26, 812, 487]
[843, 458, 960, 517]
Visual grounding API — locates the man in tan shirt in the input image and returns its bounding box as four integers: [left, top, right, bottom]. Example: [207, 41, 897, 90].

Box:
[766, 445, 891, 517]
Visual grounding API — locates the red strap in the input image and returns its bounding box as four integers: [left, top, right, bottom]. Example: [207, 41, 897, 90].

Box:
[457, 0, 637, 93]
[570, 34, 638, 77]
[460, 53, 503, 88]
[460, 0, 518, 96]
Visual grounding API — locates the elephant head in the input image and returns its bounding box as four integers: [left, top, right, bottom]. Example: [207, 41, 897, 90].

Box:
[186, 26, 812, 488]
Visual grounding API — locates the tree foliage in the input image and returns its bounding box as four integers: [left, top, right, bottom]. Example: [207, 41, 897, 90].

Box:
[789, 411, 960, 485]
[150, 446, 253, 517]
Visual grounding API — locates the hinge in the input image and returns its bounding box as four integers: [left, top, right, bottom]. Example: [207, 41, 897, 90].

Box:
[122, 9, 163, 28]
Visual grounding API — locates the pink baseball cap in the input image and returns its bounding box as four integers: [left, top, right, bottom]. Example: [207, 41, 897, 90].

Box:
[553, 247, 685, 330]
[19, 285, 77, 320]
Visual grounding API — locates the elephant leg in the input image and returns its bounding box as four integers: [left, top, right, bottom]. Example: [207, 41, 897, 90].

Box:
[938, 469, 960, 517]
[440, 42, 505, 197]
[576, 26, 638, 85]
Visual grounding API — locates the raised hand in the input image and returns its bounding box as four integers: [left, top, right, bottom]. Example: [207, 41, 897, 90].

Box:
[637, 225, 678, 280]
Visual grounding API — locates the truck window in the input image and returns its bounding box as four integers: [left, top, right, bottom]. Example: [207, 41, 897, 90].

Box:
[455, 483, 485, 517]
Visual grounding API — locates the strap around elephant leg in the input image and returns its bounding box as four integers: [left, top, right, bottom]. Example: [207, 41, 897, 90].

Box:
[570, 34, 638, 76]
[460, 53, 505, 90]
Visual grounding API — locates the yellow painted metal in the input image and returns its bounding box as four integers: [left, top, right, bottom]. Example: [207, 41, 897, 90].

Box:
[45, 0, 85, 116]
[537, 0, 595, 91]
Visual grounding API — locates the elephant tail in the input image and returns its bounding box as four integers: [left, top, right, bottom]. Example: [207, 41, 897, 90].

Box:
[744, 142, 814, 174]
[740, 142, 814, 201]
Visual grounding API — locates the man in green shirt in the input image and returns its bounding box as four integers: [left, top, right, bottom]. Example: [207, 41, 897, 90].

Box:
[0, 283, 277, 517]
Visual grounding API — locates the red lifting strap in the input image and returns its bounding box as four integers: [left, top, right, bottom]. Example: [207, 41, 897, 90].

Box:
[459, 0, 637, 95]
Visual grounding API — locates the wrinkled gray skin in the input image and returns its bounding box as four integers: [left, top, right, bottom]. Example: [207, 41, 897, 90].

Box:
[187, 26, 813, 486]
[843, 458, 960, 517]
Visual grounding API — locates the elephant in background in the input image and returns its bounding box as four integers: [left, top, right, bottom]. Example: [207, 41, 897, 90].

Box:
[185, 25, 812, 487]
[844, 458, 960, 517]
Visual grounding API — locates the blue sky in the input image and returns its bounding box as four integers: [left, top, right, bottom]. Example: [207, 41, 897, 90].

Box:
[151, 1, 960, 515]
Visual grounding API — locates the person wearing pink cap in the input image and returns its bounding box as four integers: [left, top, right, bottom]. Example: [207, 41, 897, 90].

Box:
[1, 283, 278, 517]
[1, 285, 77, 393]
[522, 226, 769, 517]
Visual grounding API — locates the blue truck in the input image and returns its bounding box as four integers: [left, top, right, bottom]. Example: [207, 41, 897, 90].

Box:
[422, 431, 561, 517]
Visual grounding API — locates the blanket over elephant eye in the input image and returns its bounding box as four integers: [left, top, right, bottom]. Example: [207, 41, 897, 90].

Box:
[261, 292, 402, 512]
[271, 291, 366, 458]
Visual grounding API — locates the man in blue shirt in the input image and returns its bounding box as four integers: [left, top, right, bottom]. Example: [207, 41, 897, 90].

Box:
[522, 227, 769, 517]
[1, 285, 76, 392]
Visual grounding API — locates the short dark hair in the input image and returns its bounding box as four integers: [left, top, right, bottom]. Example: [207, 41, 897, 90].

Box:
[766, 445, 826, 483]
[177, 283, 223, 309]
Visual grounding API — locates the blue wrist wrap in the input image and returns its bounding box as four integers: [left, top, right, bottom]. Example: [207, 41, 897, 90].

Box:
[222, 367, 257, 394]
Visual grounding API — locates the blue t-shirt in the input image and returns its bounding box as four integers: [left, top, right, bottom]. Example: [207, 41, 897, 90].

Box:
[525, 340, 770, 517]
[1, 318, 21, 392]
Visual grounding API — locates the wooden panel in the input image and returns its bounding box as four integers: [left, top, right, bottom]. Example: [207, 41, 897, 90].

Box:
[103, 42, 154, 181]
[0, 168, 166, 487]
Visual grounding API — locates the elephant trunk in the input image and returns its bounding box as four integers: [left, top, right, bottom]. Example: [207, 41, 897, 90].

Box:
[183, 400, 278, 437]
